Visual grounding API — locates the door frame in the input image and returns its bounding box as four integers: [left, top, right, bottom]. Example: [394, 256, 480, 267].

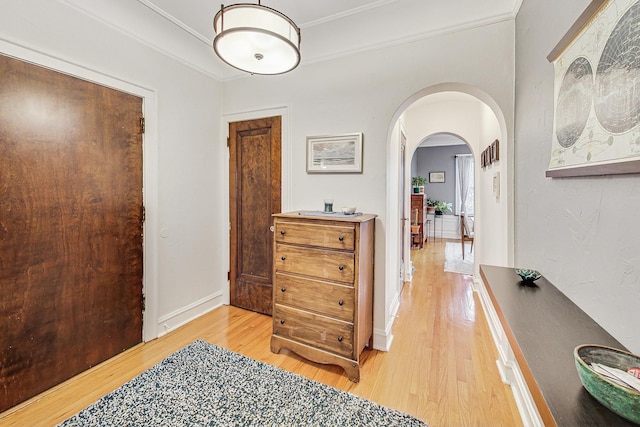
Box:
[0, 39, 159, 341]
[222, 106, 291, 306]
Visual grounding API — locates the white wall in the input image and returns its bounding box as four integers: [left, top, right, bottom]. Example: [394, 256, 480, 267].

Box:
[390, 119, 405, 317]
[516, 0, 640, 353]
[477, 102, 508, 267]
[223, 20, 515, 348]
[0, 0, 225, 338]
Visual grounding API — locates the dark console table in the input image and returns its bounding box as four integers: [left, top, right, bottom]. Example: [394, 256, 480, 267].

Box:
[479, 264, 635, 427]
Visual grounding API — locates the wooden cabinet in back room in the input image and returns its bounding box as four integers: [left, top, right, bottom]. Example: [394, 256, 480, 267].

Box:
[270, 211, 376, 382]
[411, 194, 427, 248]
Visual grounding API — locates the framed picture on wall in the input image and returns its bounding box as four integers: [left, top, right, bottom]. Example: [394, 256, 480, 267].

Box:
[429, 171, 445, 183]
[491, 139, 500, 162]
[546, 0, 640, 177]
[306, 132, 363, 173]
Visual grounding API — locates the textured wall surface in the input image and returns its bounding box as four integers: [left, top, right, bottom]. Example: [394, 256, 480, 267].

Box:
[515, 0, 640, 353]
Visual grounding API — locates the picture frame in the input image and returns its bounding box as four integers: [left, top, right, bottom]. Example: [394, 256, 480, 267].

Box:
[546, 0, 640, 177]
[491, 139, 500, 162]
[429, 171, 445, 183]
[306, 132, 363, 173]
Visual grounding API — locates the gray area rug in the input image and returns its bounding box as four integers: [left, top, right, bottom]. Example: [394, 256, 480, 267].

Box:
[59, 340, 427, 426]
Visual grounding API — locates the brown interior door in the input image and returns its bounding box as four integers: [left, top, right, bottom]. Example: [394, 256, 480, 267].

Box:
[229, 116, 282, 315]
[0, 55, 144, 412]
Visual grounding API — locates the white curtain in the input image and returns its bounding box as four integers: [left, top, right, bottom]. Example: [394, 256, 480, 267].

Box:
[455, 155, 474, 216]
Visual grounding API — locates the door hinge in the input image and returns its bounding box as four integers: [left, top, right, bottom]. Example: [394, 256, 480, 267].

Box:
[142, 294, 146, 311]
[140, 117, 145, 134]
[228, 271, 230, 281]
[227, 137, 230, 147]
[141, 205, 146, 224]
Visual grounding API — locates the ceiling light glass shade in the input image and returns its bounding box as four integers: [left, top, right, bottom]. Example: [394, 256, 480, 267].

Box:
[213, 3, 301, 75]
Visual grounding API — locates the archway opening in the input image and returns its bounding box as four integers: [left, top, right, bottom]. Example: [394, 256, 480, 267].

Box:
[412, 134, 473, 227]
[381, 84, 512, 349]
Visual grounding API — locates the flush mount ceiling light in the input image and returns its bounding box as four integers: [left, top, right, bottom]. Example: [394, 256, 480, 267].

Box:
[213, 2, 301, 75]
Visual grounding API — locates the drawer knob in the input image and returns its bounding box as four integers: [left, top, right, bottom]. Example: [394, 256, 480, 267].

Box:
[280, 319, 285, 325]
[281, 256, 286, 261]
[338, 236, 344, 241]
[338, 300, 344, 306]
[280, 230, 285, 235]
[281, 287, 286, 292]
[338, 265, 344, 271]
[338, 336, 343, 342]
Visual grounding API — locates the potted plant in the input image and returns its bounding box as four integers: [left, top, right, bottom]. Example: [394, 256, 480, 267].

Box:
[412, 176, 427, 194]
[433, 200, 452, 215]
[426, 198, 437, 214]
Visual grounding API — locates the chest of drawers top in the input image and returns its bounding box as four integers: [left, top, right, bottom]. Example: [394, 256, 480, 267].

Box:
[273, 212, 376, 223]
[273, 212, 376, 248]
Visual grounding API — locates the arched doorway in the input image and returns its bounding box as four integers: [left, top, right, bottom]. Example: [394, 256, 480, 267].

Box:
[409, 132, 474, 253]
[382, 84, 513, 348]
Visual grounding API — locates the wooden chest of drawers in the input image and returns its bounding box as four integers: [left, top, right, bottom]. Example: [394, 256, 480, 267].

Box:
[270, 212, 376, 382]
[411, 194, 427, 248]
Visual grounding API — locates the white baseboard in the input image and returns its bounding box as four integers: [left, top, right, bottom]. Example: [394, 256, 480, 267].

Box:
[405, 260, 414, 282]
[373, 315, 395, 352]
[475, 278, 505, 359]
[475, 277, 544, 427]
[373, 287, 402, 351]
[156, 292, 224, 338]
[507, 356, 545, 427]
[390, 290, 401, 319]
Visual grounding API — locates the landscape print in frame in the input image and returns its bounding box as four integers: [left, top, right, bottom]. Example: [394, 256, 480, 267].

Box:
[306, 132, 363, 173]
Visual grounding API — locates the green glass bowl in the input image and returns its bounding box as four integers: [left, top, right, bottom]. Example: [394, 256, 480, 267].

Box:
[574, 345, 640, 424]
[514, 268, 541, 283]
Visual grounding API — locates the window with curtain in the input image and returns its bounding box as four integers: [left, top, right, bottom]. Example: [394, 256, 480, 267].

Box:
[455, 154, 474, 216]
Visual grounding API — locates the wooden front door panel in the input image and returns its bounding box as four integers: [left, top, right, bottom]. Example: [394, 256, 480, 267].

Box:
[229, 117, 281, 315]
[0, 55, 144, 412]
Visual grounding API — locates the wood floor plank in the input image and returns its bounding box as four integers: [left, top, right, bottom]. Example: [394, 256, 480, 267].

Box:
[0, 239, 522, 427]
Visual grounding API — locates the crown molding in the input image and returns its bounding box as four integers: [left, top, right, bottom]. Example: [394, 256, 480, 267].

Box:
[56, 0, 519, 82]
[301, 0, 400, 28]
[136, 0, 212, 45]
[58, 0, 223, 81]
[302, 11, 516, 69]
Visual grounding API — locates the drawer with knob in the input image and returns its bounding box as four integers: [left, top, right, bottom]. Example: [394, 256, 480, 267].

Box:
[274, 243, 355, 284]
[275, 272, 354, 322]
[273, 304, 354, 359]
[274, 220, 355, 251]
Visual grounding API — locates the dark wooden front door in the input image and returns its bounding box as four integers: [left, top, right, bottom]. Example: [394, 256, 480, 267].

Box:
[0, 55, 144, 412]
[229, 117, 281, 315]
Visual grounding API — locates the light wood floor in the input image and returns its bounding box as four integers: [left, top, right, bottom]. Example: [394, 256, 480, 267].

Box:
[1, 239, 522, 427]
